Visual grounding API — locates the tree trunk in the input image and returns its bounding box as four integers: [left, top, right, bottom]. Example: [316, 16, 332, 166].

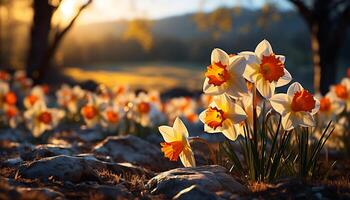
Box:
[26, 0, 54, 83]
[310, 22, 339, 95]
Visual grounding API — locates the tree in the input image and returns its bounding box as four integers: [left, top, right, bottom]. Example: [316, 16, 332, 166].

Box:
[288, 0, 350, 94]
[26, 0, 92, 84]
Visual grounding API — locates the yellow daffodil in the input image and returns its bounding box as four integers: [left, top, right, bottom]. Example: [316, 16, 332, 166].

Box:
[269, 82, 320, 131]
[199, 94, 247, 141]
[203, 48, 247, 99]
[158, 117, 196, 167]
[241, 39, 292, 98]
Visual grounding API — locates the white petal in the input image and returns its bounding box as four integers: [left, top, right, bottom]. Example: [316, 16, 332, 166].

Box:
[287, 82, 304, 98]
[276, 69, 292, 87]
[203, 77, 224, 95]
[256, 77, 275, 99]
[226, 77, 247, 99]
[282, 112, 294, 131]
[229, 55, 246, 75]
[269, 94, 290, 115]
[227, 103, 247, 124]
[179, 146, 196, 167]
[298, 112, 316, 127]
[158, 125, 176, 142]
[173, 117, 189, 138]
[211, 48, 229, 66]
[243, 63, 260, 83]
[239, 51, 259, 64]
[311, 97, 320, 115]
[255, 39, 273, 60]
[276, 55, 285, 63]
[221, 120, 240, 141]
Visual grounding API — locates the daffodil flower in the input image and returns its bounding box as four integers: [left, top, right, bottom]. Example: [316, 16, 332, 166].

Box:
[203, 48, 247, 99]
[24, 101, 65, 137]
[330, 78, 350, 112]
[158, 117, 196, 167]
[81, 94, 105, 128]
[199, 94, 247, 141]
[316, 92, 344, 123]
[269, 82, 320, 131]
[100, 104, 123, 132]
[241, 39, 292, 98]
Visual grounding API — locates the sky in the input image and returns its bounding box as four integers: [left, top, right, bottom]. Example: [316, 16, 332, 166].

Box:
[56, 0, 294, 25]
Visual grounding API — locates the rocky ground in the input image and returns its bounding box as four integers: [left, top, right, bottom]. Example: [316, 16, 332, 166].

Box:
[0, 128, 350, 200]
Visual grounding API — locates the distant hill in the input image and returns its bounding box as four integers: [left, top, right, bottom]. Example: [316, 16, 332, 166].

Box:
[61, 8, 350, 78]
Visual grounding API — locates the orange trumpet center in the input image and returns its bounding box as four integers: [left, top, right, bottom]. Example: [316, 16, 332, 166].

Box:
[6, 107, 17, 118]
[205, 61, 229, 86]
[204, 107, 226, 129]
[259, 54, 284, 82]
[106, 110, 119, 123]
[27, 95, 39, 106]
[160, 141, 184, 161]
[38, 111, 52, 125]
[82, 105, 98, 119]
[335, 84, 348, 99]
[291, 90, 316, 112]
[0, 71, 9, 81]
[138, 102, 151, 114]
[4, 92, 17, 105]
[319, 97, 331, 112]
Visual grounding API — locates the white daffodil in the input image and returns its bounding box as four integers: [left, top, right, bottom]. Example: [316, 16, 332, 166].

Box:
[237, 92, 261, 131]
[56, 84, 86, 115]
[23, 86, 46, 109]
[0, 81, 17, 108]
[316, 92, 345, 123]
[100, 104, 123, 132]
[1, 105, 20, 128]
[159, 117, 196, 167]
[241, 39, 292, 98]
[199, 94, 247, 141]
[203, 48, 247, 99]
[269, 82, 320, 131]
[24, 101, 65, 137]
[81, 94, 105, 128]
[330, 78, 350, 112]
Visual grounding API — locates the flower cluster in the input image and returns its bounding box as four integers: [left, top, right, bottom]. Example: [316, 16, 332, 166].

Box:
[0, 71, 202, 137]
[159, 40, 328, 180]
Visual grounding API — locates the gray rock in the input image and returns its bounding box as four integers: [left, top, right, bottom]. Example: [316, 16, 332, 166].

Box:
[93, 135, 177, 171]
[17, 155, 151, 183]
[146, 165, 248, 199]
[0, 178, 65, 200]
[65, 183, 133, 200]
[19, 144, 75, 161]
[173, 185, 220, 200]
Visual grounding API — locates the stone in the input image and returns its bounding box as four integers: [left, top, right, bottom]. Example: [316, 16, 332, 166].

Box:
[146, 165, 248, 198]
[19, 144, 76, 161]
[17, 155, 151, 183]
[93, 135, 177, 171]
[173, 185, 219, 200]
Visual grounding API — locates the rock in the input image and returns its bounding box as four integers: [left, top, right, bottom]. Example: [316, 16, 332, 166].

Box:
[173, 185, 219, 200]
[0, 129, 28, 142]
[19, 144, 76, 161]
[93, 135, 177, 171]
[64, 182, 132, 200]
[146, 165, 248, 199]
[17, 155, 151, 183]
[0, 178, 65, 200]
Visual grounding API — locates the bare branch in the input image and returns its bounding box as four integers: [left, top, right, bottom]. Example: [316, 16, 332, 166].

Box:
[51, 0, 92, 51]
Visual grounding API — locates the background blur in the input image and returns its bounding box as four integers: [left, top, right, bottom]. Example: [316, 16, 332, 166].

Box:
[0, 0, 349, 93]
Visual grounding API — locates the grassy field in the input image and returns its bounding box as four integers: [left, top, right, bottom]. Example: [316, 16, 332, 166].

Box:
[64, 62, 205, 91]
